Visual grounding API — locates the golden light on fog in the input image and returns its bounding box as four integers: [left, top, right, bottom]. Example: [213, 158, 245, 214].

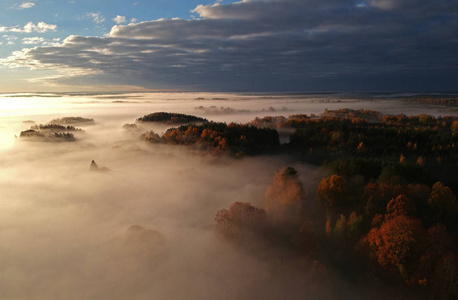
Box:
[0, 92, 456, 300]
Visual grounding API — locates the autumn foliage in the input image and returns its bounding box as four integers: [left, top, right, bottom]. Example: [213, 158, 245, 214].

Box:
[204, 109, 458, 298]
[145, 122, 280, 156]
[316, 175, 348, 210]
[265, 167, 305, 225]
[385, 194, 416, 219]
[365, 215, 423, 270]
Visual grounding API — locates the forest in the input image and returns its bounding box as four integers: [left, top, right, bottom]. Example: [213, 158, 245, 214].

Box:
[137, 109, 458, 299]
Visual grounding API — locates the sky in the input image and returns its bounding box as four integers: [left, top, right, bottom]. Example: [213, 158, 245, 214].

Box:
[0, 0, 457, 93]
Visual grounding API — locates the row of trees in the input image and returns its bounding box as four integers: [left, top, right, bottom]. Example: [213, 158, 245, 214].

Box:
[144, 122, 280, 156]
[19, 129, 76, 142]
[401, 97, 458, 107]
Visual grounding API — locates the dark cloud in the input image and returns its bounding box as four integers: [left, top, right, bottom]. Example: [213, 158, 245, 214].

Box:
[1, 0, 457, 91]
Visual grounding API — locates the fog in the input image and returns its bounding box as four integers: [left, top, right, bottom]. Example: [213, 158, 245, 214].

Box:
[0, 92, 455, 299]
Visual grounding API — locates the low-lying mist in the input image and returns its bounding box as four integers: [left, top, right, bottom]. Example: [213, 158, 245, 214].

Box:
[0, 92, 455, 299]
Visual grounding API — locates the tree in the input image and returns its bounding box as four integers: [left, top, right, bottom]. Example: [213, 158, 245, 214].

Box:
[416, 224, 455, 286]
[334, 214, 348, 235]
[363, 183, 403, 217]
[385, 194, 416, 219]
[428, 182, 458, 224]
[377, 165, 405, 185]
[432, 253, 458, 299]
[347, 211, 363, 239]
[365, 215, 423, 274]
[451, 121, 458, 133]
[316, 175, 348, 210]
[215, 202, 266, 237]
[265, 167, 305, 225]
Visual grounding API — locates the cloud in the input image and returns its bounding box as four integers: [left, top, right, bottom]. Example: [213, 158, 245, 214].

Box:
[1, 0, 458, 91]
[22, 37, 45, 44]
[12, 2, 36, 9]
[21, 37, 61, 46]
[87, 12, 106, 24]
[2, 35, 18, 45]
[23, 22, 57, 33]
[0, 22, 57, 33]
[113, 15, 127, 24]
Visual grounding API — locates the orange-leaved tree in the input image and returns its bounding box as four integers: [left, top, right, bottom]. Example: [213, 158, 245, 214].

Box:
[316, 174, 349, 211]
[365, 215, 423, 275]
[265, 166, 305, 225]
[385, 194, 416, 219]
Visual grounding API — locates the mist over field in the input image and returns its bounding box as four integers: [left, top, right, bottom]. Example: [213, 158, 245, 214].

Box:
[0, 92, 456, 299]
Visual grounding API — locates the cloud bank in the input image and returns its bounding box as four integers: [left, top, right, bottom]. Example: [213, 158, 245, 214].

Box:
[1, 0, 458, 91]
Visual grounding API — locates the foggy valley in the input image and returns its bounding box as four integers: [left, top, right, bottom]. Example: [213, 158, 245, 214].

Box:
[0, 92, 457, 299]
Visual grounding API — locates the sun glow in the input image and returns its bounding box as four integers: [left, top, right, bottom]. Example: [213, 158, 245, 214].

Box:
[0, 95, 73, 150]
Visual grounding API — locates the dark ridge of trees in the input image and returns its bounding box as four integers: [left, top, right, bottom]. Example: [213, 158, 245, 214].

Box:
[248, 116, 287, 129]
[18, 123, 84, 142]
[31, 124, 83, 132]
[277, 109, 457, 131]
[122, 123, 138, 130]
[401, 97, 458, 107]
[48, 117, 95, 125]
[20, 129, 44, 138]
[276, 109, 382, 129]
[137, 112, 207, 124]
[19, 129, 75, 142]
[285, 111, 458, 190]
[194, 106, 250, 115]
[288, 117, 458, 160]
[144, 122, 280, 156]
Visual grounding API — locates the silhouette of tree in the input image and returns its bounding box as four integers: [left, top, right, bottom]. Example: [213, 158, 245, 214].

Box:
[215, 202, 266, 237]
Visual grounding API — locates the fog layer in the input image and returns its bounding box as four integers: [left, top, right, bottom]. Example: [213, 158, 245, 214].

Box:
[0, 92, 455, 299]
